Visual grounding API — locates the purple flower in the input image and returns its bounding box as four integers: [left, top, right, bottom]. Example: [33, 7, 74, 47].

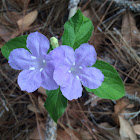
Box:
[53, 43, 104, 100]
[8, 32, 63, 92]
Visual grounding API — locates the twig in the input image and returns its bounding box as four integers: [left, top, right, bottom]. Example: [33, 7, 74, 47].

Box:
[97, 0, 140, 13]
[45, 114, 57, 140]
[68, 0, 80, 19]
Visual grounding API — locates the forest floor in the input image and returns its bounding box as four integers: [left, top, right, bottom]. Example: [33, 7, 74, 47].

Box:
[0, 0, 140, 140]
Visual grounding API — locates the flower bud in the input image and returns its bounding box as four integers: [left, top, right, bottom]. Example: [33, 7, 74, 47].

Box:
[50, 37, 59, 49]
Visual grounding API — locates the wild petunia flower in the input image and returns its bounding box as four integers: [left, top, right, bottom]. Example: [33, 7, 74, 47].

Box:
[8, 32, 64, 92]
[53, 43, 104, 100]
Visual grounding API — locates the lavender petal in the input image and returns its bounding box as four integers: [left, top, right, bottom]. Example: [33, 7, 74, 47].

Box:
[27, 32, 50, 57]
[59, 45, 75, 65]
[60, 76, 82, 100]
[8, 48, 34, 70]
[41, 63, 59, 90]
[18, 70, 42, 92]
[75, 43, 97, 67]
[53, 65, 71, 87]
[46, 46, 65, 68]
[80, 67, 104, 89]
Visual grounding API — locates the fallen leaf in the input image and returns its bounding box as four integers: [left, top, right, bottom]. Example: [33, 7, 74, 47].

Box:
[38, 87, 47, 96]
[121, 11, 140, 48]
[119, 115, 137, 140]
[112, 98, 130, 125]
[133, 124, 140, 135]
[17, 10, 38, 29]
[126, 104, 135, 109]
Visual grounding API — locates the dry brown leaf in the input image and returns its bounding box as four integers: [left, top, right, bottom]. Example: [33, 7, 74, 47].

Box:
[119, 115, 137, 140]
[133, 124, 140, 135]
[114, 99, 133, 113]
[126, 104, 135, 109]
[113, 98, 130, 125]
[38, 87, 47, 96]
[122, 11, 140, 47]
[17, 10, 38, 29]
[30, 123, 45, 140]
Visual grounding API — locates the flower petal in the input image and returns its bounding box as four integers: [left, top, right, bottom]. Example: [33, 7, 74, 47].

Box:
[75, 43, 97, 67]
[59, 45, 75, 65]
[27, 32, 50, 57]
[80, 67, 104, 89]
[60, 76, 82, 100]
[41, 63, 59, 90]
[53, 65, 71, 87]
[8, 48, 33, 70]
[18, 70, 42, 92]
[46, 46, 65, 68]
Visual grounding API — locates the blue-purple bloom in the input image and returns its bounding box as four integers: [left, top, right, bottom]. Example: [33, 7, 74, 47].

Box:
[53, 44, 104, 100]
[8, 32, 62, 92]
[8, 31, 104, 101]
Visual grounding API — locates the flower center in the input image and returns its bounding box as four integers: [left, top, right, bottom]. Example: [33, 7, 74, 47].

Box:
[29, 56, 46, 72]
[68, 63, 83, 80]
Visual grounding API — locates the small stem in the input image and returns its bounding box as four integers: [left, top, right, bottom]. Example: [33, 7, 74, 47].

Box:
[45, 114, 57, 140]
[68, 0, 80, 19]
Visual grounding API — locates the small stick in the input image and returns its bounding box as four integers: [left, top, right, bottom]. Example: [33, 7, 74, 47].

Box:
[68, 0, 80, 19]
[45, 114, 57, 140]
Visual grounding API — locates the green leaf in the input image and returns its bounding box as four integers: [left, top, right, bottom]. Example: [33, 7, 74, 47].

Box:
[44, 88, 67, 123]
[1, 35, 28, 60]
[62, 9, 93, 50]
[85, 60, 125, 100]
